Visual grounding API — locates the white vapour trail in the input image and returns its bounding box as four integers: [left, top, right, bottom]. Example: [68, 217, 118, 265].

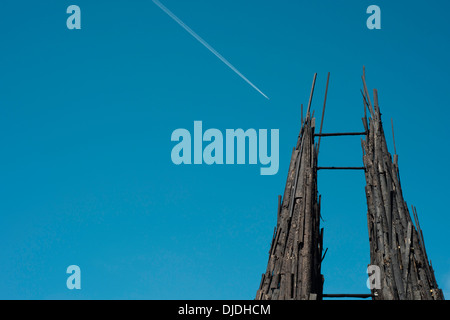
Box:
[152, 0, 269, 100]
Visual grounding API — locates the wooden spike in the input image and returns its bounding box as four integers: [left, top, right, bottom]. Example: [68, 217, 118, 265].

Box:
[362, 75, 374, 116]
[306, 73, 318, 119]
[317, 72, 330, 155]
[391, 118, 397, 155]
[301, 104, 304, 124]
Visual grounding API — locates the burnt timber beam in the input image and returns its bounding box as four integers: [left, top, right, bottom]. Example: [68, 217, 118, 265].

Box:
[361, 69, 443, 300]
[256, 73, 323, 300]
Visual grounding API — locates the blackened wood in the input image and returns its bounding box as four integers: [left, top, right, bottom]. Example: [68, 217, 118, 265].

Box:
[361, 74, 443, 300]
[362, 75, 374, 116]
[257, 113, 323, 300]
[362, 117, 369, 134]
[306, 73, 317, 118]
[391, 118, 397, 155]
[277, 195, 282, 221]
[301, 104, 304, 124]
[317, 72, 330, 155]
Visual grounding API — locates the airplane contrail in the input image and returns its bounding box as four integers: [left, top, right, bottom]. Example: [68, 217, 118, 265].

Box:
[152, 0, 269, 100]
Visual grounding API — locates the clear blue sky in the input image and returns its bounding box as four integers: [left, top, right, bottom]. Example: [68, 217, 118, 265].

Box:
[0, 0, 449, 299]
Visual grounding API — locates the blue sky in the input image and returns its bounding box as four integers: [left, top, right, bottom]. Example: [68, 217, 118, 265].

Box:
[0, 0, 449, 299]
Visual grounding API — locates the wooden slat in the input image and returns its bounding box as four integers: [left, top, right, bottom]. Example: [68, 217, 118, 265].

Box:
[317, 72, 330, 155]
[305, 73, 317, 119]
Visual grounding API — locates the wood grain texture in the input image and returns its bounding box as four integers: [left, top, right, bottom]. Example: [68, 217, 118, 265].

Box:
[361, 75, 443, 300]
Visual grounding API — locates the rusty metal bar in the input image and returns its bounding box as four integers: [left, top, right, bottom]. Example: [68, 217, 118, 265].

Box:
[317, 166, 365, 170]
[323, 293, 373, 299]
[314, 132, 367, 137]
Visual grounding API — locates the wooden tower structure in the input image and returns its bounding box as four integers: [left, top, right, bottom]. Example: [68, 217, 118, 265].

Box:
[256, 69, 444, 300]
[255, 74, 324, 300]
[361, 73, 444, 300]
